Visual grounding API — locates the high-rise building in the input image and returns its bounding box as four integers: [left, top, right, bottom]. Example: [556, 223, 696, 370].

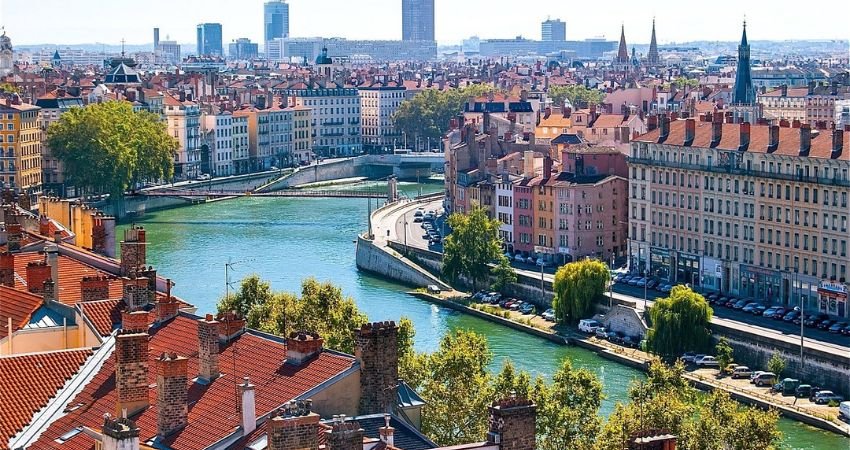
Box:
[541, 19, 566, 41]
[196, 23, 223, 57]
[228, 38, 258, 60]
[402, 0, 435, 42]
[264, 0, 290, 53]
[153, 28, 160, 49]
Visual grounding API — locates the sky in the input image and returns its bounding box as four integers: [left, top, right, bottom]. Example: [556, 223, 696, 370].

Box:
[1, 0, 848, 47]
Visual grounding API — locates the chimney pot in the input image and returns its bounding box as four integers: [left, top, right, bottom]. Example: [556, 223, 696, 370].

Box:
[238, 378, 257, 434]
[286, 331, 324, 365]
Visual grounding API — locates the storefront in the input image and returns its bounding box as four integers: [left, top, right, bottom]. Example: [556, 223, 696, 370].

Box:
[701, 257, 723, 293]
[649, 247, 672, 282]
[739, 265, 782, 302]
[817, 281, 848, 318]
[676, 252, 701, 287]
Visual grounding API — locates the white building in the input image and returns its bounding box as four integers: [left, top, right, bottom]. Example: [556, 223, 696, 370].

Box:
[496, 178, 515, 251]
[203, 112, 234, 176]
[358, 81, 406, 151]
[268, 105, 293, 168]
[284, 82, 361, 157]
[165, 94, 202, 179]
[231, 114, 250, 174]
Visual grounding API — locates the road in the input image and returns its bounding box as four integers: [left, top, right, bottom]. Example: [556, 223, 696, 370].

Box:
[394, 200, 445, 251]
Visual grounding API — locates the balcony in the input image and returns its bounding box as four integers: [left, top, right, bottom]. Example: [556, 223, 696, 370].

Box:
[322, 119, 345, 126]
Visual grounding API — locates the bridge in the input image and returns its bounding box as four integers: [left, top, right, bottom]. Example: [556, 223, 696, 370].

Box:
[138, 188, 390, 199]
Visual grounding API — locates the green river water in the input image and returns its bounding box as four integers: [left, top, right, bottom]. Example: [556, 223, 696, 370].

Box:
[118, 180, 848, 449]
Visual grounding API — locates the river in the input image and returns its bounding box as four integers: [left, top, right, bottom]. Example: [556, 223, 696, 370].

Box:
[118, 180, 847, 449]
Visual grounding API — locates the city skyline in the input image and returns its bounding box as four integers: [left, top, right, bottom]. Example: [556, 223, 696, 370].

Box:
[1, 0, 847, 48]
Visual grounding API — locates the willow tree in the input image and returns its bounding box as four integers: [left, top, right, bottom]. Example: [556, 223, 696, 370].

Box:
[442, 207, 507, 292]
[646, 285, 713, 358]
[551, 259, 609, 324]
[47, 100, 176, 196]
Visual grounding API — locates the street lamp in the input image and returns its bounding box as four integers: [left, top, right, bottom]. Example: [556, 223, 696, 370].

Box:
[404, 218, 409, 254]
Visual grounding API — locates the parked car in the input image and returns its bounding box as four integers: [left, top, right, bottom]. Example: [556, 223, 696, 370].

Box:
[695, 355, 720, 367]
[723, 363, 740, 375]
[622, 335, 640, 348]
[724, 297, 739, 308]
[795, 384, 813, 398]
[841, 324, 850, 336]
[839, 401, 850, 421]
[818, 319, 836, 330]
[607, 331, 624, 345]
[733, 299, 749, 309]
[579, 319, 603, 334]
[731, 366, 753, 379]
[750, 371, 767, 383]
[813, 390, 843, 405]
[804, 313, 829, 327]
[829, 322, 849, 333]
[661, 284, 673, 293]
[628, 277, 641, 286]
[196, 173, 211, 181]
[707, 293, 720, 302]
[753, 372, 778, 387]
[472, 291, 487, 301]
[770, 307, 788, 319]
[762, 306, 780, 317]
[509, 301, 523, 311]
[751, 305, 768, 316]
[594, 327, 608, 339]
[646, 279, 659, 289]
[783, 310, 801, 322]
[542, 309, 556, 321]
[519, 303, 535, 315]
[773, 378, 800, 396]
[535, 258, 550, 267]
[513, 254, 526, 263]
[680, 352, 698, 363]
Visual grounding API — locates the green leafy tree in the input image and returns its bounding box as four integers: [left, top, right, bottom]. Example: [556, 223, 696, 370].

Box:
[0, 83, 20, 94]
[672, 77, 700, 90]
[547, 85, 605, 108]
[551, 259, 610, 324]
[715, 337, 734, 374]
[393, 84, 495, 149]
[442, 207, 505, 292]
[767, 351, 786, 378]
[217, 274, 273, 318]
[46, 101, 176, 196]
[490, 257, 517, 293]
[536, 359, 604, 450]
[646, 285, 713, 358]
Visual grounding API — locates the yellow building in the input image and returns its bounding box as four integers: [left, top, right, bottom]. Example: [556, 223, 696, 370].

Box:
[289, 105, 313, 164]
[0, 99, 42, 194]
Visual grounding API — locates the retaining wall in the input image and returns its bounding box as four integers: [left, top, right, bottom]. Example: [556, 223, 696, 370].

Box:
[355, 235, 451, 290]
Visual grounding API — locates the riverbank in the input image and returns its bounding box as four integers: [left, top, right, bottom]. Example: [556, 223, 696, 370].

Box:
[408, 291, 850, 438]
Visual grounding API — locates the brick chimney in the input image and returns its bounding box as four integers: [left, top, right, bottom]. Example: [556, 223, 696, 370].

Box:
[42, 279, 56, 303]
[122, 276, 151, 311]
[198, 314, 220, 382]
[684, 118, 695, 145]
[115, 329, 149, 416]
[121, 311, 150, 333]
[779, 118, 790, 128]
[739, 122, 751, 151]
[657, 115, 670, 142]
[792, 119, 801, 129]
[543, 155, 552, 179]
[711, 114, 723, 146]
[6, 223, 22, 253]
[324, 419, 364, 450]
[156, 353, 188, 438]
[724, 111, 734, 124]
[39, 215, 50, 236]
[155, 281, 180, 324]
[268, 400, 319, 450]
[799, 124, 812, 156]
[378, 414, 394, 447]
[286, 331, 324, 365]
[486, 396, 537, 450]
[238, 377, 257, 434]
[355, 322, 399, 415]
[216, 311, 246, 343]
[81, 276, 111, 302]
[646, 115, 658, 132]
[768, 125, 780, 152]
[0, 252, 14, 287]
[26, 260, 51, 294]
[120, 226, 147, 277]
[101, 415, 141, 450]
[832, 129, 844, 158]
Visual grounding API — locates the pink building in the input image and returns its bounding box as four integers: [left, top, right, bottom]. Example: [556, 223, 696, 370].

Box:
[513, 180, 535, 255]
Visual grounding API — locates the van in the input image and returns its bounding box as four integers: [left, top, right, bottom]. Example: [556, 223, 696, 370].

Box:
[753, 372, 777, 387]
[579, 319, 602, 333]
[839, 401, 850, 421]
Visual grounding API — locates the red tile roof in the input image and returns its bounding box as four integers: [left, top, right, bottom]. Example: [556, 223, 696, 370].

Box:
[0, 349, 93, 450]
[79, 299, 123, 336]
[0, 286, 43, 339]
[33, 315, 355, 450]
[11, 253, 124, 305]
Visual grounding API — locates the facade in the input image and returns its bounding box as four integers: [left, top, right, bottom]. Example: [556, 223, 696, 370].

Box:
[228, 38, 259, 60]
[155, 40, 181, 66]
[196, 23, 223, 57]
[36, 93, 84, 196]
[267, 37, 437, 63]
[164, 95, 202, 179]
[0, 100, 42, 194]
[630, 114, 850, 318]
[0, 31, 13, 77]
[541, 19, 566, 42]
[359, 84, 406, 150]
[231, 114, 251, 174]
[285, 85, 362, 157]
[268, 105, 294, 169]
[264, 0, 290, 53]
[203, 113, 234, 176]
[496, 178, 515, 250]
[291, 106, 313, 164]
[402, 0, 435, 42]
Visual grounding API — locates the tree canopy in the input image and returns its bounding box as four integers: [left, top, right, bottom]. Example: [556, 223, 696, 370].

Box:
[551, 259, 610, 324]
[442, 206, 508, 292]
[217, 275, 368, 354]
[46, 101, 176, 195]
[646, 285, 713, 358]
[547, 85, 605, 109]
[392, 84, 495, 150]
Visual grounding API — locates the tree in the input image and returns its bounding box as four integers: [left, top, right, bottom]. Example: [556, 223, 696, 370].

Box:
[715, 337, 734, 374]
[536, 359, 604, 450]
[46, 101, 176, 196]
[547, 85, 605, 109]
[551, 259, 609, 324]
[672, 77, 700, 90]
[0, 83, 20, 94]
[217, 275, 273, 319]
[490, 257, 517, 293]
[442, 207, 505, 292]
[393, 85, 495, 149]
[646, 285, 713, 358]
[767, 351, 786, 378]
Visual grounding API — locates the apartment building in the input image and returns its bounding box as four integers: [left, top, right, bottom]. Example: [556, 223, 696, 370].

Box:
[202, 112, 234, 176]
[231, 113, 250, 174]
[291, 105, 313, 164]
[358, 81, 405, 150]
[164, 94, 201, 179]
[35, 91, 83, 196]
[285, 83, 361, 157]
[0, 98, 41, 196]
[630, 113, 850, 318]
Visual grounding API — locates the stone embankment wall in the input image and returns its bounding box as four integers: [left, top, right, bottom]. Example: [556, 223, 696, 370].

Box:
[260, 161, 361, 191]
[356, 235, 451, 290]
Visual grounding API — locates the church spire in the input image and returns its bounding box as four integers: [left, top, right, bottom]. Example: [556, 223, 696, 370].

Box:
[616, 24, 629, 63]
[733, 20, 754, 105]
[647, 18, 659, 66]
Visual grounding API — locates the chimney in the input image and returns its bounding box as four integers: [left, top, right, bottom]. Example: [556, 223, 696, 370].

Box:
[46, 245, 59, 296]
[81, 276, 111, 302]
[101, 415, 141, 450]
[324, 420, 364, 450]
[658, 115, 670, 142]
[121, 311, 149, 333]
[831, 129, 844, 158]
[156, 353, 188, 438]
[26, 260, 51, 294]
[355, 321, 399, 415]
[92, 214, 117, 258]
[268, 400, 319, 450]
[120, 226, 147, 277]
[779, 118, 790, 128]
[781, 84, 788, 97]
[768, 125, 780, 152]
[197, 314, 220, 382]
[6, 223, 22, 253]
[156, 281, 180, 324]
[115, 328, 149, 416]
[0, 252, 14, 287]
[238, 378, 257, 434]
[646, 115, 658, 132]
[799, 124, 811, 156]
[286, 331, 324, 365]
[43, 279, 56, 303]
[792, 119, 801, 129]
[711, 114, 723, 146]
[543, 155, 553, 179]
[684, 118, 696, 145]
[725, 111, 734, 124]
[486, 396, 537, 450]
[39, 215, 50, 236]
[379, 414, 395, 447]
[739, 122, 751, 151]
[216, 311, 246, 343]
[122, 276, 151, 311]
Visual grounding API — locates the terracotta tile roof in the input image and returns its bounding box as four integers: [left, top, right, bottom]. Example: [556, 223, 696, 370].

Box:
[33, 315, 355, 450]
[590, 114, 627, 129]
[635, 120, 850, 161]
[0, 349, 93, 450]
[760, 87, 809, 97]
[0, 286, 44, 339]
[79, 299, 122, 336]
[11, 252, 123, 305]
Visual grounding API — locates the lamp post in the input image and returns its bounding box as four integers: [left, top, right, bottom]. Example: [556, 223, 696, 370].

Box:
[404, 218, 409, 254]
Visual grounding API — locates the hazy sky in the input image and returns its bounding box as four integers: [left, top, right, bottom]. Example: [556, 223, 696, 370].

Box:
[1, 0, 848, 46]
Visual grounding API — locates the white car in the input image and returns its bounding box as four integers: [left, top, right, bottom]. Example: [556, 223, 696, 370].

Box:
[695, 356, 719, 367]
[514, 254, 526, 263]
[542, 309, 556, 321]
[578, 319, 603, 333]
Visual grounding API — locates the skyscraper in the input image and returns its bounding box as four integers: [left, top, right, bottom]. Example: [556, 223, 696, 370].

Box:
[402, 0, 435, 41]
[541, 19, 566, 41]
[196, 23, 223, 57]
[153, 28, 160, 49]
[264, 0, 290, 52]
